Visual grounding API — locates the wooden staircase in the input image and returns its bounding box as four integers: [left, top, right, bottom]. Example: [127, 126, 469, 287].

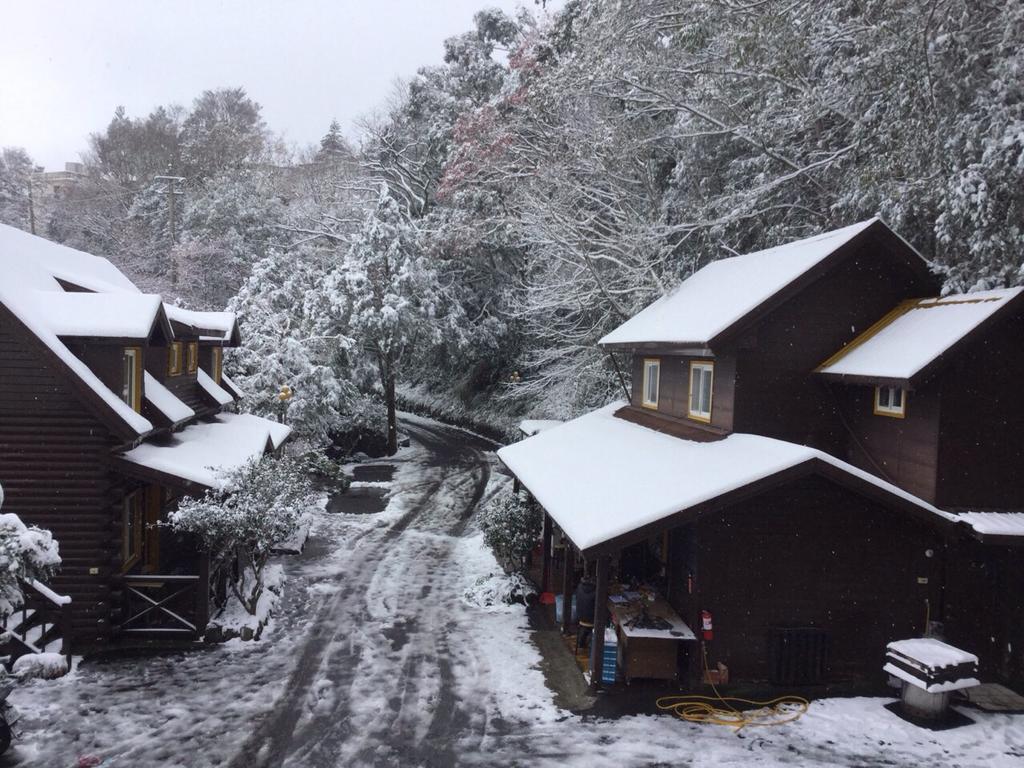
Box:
[0, 579, 72, 668]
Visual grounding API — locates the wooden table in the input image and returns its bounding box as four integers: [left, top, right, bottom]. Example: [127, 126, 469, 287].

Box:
[608, 593, 695, 683]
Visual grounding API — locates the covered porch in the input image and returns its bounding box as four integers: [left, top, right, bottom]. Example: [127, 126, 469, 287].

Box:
[109, 412, 292, 641]
[500, 403, 963, 692]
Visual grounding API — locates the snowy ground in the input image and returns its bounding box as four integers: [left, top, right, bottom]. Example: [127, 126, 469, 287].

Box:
[6, 414, 1023, 767]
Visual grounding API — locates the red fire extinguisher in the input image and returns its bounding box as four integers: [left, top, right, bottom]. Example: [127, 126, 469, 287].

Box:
[701, 610, 714, 641]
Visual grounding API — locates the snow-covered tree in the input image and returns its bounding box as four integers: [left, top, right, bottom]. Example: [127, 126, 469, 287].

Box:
[0, 484, 62, 618]
[167, 456, 315, 617]
[229, 244, 383, 448]
[180, 88, 267, 180]
[0, 147, 36, 231]
[479, 487, 541, 574]
[327, 188, 459, 454]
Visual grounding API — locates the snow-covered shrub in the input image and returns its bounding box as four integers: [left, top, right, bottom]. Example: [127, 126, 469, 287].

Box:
[0, 486, 61, 618]
[296, 450, 350, 489]
[463, 572, 536, 609]
[478, 488, 541, 574]
[12, 651, 68, 680]
[167, 455, 316, 617]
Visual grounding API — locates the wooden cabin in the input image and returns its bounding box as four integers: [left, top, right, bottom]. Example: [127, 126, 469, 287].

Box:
[0, 224, 289, 655]
[500, 219, 1024, 693]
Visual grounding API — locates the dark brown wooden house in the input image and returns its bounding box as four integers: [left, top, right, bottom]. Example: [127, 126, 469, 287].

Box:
[500, 218, 1024, 693]
[0, 223, 289, 657]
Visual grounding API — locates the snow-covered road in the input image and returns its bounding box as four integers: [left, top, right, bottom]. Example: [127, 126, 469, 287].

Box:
[6, 415, 1024, 767]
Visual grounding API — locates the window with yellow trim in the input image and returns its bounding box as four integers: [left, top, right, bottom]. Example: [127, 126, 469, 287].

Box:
[122, 491, 144, 570]
[874, 386, 906, 418]
[121, 347, 142, 412]
[688, 361, 714, 422]
[211, 347, 223, 384]
[168, 341, 183, 376]
[186, 341, 198, 373]
[641, 359, 660, 409]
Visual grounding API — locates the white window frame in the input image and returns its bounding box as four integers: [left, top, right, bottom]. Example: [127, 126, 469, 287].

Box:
[641, 358, 660, 409]
[688, 361, 714, 423]
[874, 385, 906, 418]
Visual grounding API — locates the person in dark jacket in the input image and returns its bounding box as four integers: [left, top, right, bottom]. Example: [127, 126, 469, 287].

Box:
[574, 576, 597, 650]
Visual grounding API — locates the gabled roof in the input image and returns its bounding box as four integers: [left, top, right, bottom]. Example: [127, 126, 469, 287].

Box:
[37, 291, 169, 340]
[197, 368, 234, 406]
[497, 402, 958, 557]
[165, 305, 240, 345]
[144, 372, 196, 426]
[599, 219, 928, 350]
[0, 225, 154, 437]
[817, 288, 1024, 385]
[0, 224, 237, 438]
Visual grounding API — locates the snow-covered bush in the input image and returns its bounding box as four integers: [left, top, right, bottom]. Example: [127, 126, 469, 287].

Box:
[12, 651, 68, 680]
[167, 456, 316, 617]
[296, 450, 350, 489]
[478, 488, 541, 574]
[0, 486, 61, 618]
[463, 572, 536, 609]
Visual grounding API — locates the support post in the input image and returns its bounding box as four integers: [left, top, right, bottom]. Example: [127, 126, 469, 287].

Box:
[196, 552, 211, 635]
[561, 544, 574, 635]
[541, 513, 552, 593]
[590, 555, 610, 686]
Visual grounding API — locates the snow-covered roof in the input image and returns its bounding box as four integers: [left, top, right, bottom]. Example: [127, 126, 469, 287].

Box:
[818, 288, 1023, 382]
[599, 219, 884, 348]
[497, 402, 955, 554]
[887, 638, 978, 670]
[0, 222, 140, 294]
[0, 224, 154, 435]
[36, 291, 164, 338]
[165, 305, 237, 342]
[954, 511, 1024, 538]
[144, 372, 196, 425]
[220, 372, 246, 400]
[198, 368, 234, 406]
[117, 412, 292, 489]
[518, 419, 563, 437]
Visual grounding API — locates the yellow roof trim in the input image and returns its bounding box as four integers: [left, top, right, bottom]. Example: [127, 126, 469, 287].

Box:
[815, 298, 921, 373]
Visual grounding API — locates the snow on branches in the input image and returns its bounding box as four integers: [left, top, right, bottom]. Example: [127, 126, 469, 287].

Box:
[167, 455, 316, 617]
[0, 485, 61, 618]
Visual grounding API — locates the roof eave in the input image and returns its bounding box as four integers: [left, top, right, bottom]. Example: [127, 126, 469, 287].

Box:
[598, 340, 711, 354]
[504, 449, 951, 560]
[817, 371, 913, 389]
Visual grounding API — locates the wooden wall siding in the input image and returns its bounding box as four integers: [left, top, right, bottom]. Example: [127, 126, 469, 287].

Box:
[630, 354, 736, 432]
[731, 245, 932, 450]
[66, 342, 129, 399]
[162, 360, 206, 412]
[0, 321, 120, 645]
[935, 315, 1024, 508]
[677, 476, 941, 683]
[836, 383, 942, 503]
[943, 541, 1024, 690]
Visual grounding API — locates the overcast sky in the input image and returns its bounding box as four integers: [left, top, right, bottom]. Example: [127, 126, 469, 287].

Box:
[0, 0, 555, 170]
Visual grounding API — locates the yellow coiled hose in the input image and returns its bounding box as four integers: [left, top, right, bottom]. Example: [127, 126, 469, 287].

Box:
[656, 646, 810, 730]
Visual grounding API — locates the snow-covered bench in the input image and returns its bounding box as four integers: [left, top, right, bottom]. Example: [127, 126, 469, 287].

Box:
[884, 638, 979, 720]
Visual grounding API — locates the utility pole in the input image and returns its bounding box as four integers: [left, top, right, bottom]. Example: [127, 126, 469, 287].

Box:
[154, 175, 185, 286]
[27, 179, 35, 235]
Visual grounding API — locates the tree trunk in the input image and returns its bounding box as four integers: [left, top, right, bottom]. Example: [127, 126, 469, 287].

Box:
[385, 369, 398, 455]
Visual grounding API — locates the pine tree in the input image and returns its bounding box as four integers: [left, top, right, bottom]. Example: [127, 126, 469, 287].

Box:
[329, 188, 451, 454]
[316, 119, 350, 163]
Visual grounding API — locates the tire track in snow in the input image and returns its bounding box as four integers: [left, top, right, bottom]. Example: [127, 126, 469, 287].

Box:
[229, 416, 495, 768]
